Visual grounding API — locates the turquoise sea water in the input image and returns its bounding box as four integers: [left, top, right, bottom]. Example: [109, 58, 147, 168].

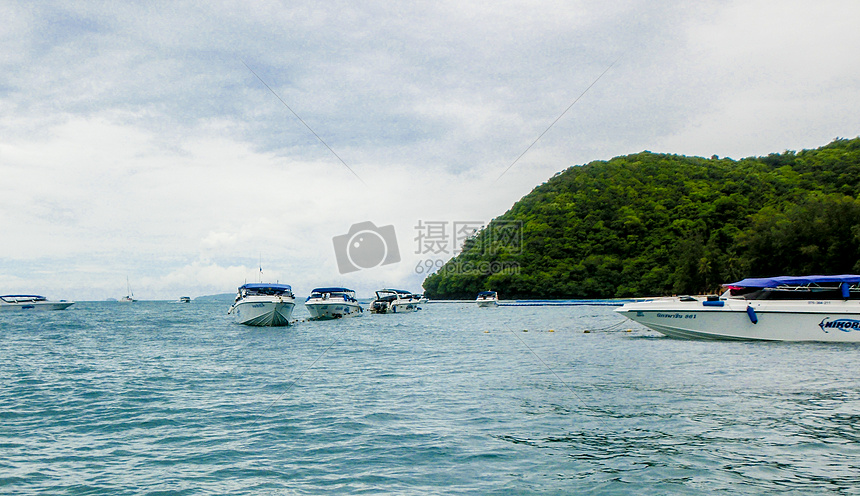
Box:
[2, 300, 860, 495]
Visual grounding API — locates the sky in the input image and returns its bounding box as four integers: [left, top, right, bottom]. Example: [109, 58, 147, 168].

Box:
[2, 0, 859, 301]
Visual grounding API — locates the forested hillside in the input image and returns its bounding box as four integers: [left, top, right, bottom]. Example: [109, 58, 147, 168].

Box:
[422, 138, 860, 299]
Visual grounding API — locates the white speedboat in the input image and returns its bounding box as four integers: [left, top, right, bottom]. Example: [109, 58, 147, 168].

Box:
[178, 296, 191, 303]
[305, 287, 363, 320]
[476, 291, 499, 307]
[228, 283, 296, 326]
[615, 275, 860, 342]
[0, 294, 74, 311]
[370, 289, 421, 314]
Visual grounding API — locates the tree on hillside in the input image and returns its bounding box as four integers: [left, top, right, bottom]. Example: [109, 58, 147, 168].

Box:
[423, 138, 860, 299]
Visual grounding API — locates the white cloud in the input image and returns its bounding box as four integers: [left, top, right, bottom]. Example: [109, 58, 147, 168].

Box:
[651, 0, 860, 157]
[1, 0, 859, 299]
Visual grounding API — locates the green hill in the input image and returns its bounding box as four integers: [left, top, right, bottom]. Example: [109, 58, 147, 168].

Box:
[422, 137, 860, 299]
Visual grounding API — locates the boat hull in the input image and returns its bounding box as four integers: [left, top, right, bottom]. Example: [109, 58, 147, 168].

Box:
[305, 301, 363, 320]
[616, 297, 860, 342]
[0, 301, 74, 311]
[476, 299, 498, 307]
[230, 299, 295, 326]
[370, 300, 420, 314]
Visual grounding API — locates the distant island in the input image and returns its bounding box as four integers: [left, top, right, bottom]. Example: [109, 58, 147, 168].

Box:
[422, 137, 860, 299]
[194, 293, 236, 302]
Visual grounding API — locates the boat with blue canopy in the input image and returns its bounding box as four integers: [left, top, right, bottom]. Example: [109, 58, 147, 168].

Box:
[476, 291, 499, 307]
[305, 287, 363, 320]
[228, 283, 296, 326]
[615, 274, 860, 341]
[0, 294, 74, 311]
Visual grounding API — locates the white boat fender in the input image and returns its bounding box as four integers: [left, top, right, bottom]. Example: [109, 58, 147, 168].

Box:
[746, 305, 758, 324]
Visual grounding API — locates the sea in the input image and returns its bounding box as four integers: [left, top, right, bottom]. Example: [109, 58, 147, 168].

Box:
[2, 300, 859, 495]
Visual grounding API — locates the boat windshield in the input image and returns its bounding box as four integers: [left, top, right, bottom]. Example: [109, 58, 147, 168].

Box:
[308, 290, 357, 301]
[239, 284, 293, 297]
[1, 295, 48, 303]
[375, 289, 415, 300]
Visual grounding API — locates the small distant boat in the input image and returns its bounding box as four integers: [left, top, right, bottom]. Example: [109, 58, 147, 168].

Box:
[0, 294, 74, 311]
[120, 277, 136, 302]
[228, 283, 295, 326]
[370, 289, 421, 314]
[305, 287, 363, 320]
[615, 274, 860, 342]
[179, 296, 191, 303]
[476, 291, 499, 307]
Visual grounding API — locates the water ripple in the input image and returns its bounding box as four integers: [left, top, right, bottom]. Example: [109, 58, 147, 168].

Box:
[2, 301, 860, 494]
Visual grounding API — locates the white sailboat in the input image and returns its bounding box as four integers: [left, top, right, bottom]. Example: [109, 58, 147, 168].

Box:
[120, 277, 136, 302]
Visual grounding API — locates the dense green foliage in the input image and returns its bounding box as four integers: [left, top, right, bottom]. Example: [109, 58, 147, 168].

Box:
[423, 138, 860, 299]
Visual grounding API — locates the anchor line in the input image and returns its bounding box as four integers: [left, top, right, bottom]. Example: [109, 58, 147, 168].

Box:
[241, 60, 367, 186]
[501, 321, 609, 428]
[249, 329, 348, 426]
[496, 57, 621, 182]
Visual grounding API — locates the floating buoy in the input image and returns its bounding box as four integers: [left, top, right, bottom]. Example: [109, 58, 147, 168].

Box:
[548, 329, 555, 332]
[523, 329, 528, 332]
[625, 329, 632, 332]
[746, 305, 758, 324]
[584, 330, 591, 333]
[484, 330, 489, 333]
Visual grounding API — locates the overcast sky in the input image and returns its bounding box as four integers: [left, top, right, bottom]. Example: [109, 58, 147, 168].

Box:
[2, 0, 859, 300]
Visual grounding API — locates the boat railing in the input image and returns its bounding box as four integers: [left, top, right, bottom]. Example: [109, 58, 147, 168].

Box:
[243, 289, 294, 298]
[732, 283, 860, 300]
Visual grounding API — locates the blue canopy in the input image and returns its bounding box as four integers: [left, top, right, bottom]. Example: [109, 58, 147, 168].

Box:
[726, 275, 860, 288]
[310, 287, 354, 293]
[240, 283, 292, 291]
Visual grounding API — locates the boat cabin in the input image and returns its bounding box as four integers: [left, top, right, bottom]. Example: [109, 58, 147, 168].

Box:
[725, 275, 860, 300]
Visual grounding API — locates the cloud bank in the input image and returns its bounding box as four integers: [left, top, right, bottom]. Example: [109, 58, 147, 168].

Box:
[1, 1, 859, 299]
